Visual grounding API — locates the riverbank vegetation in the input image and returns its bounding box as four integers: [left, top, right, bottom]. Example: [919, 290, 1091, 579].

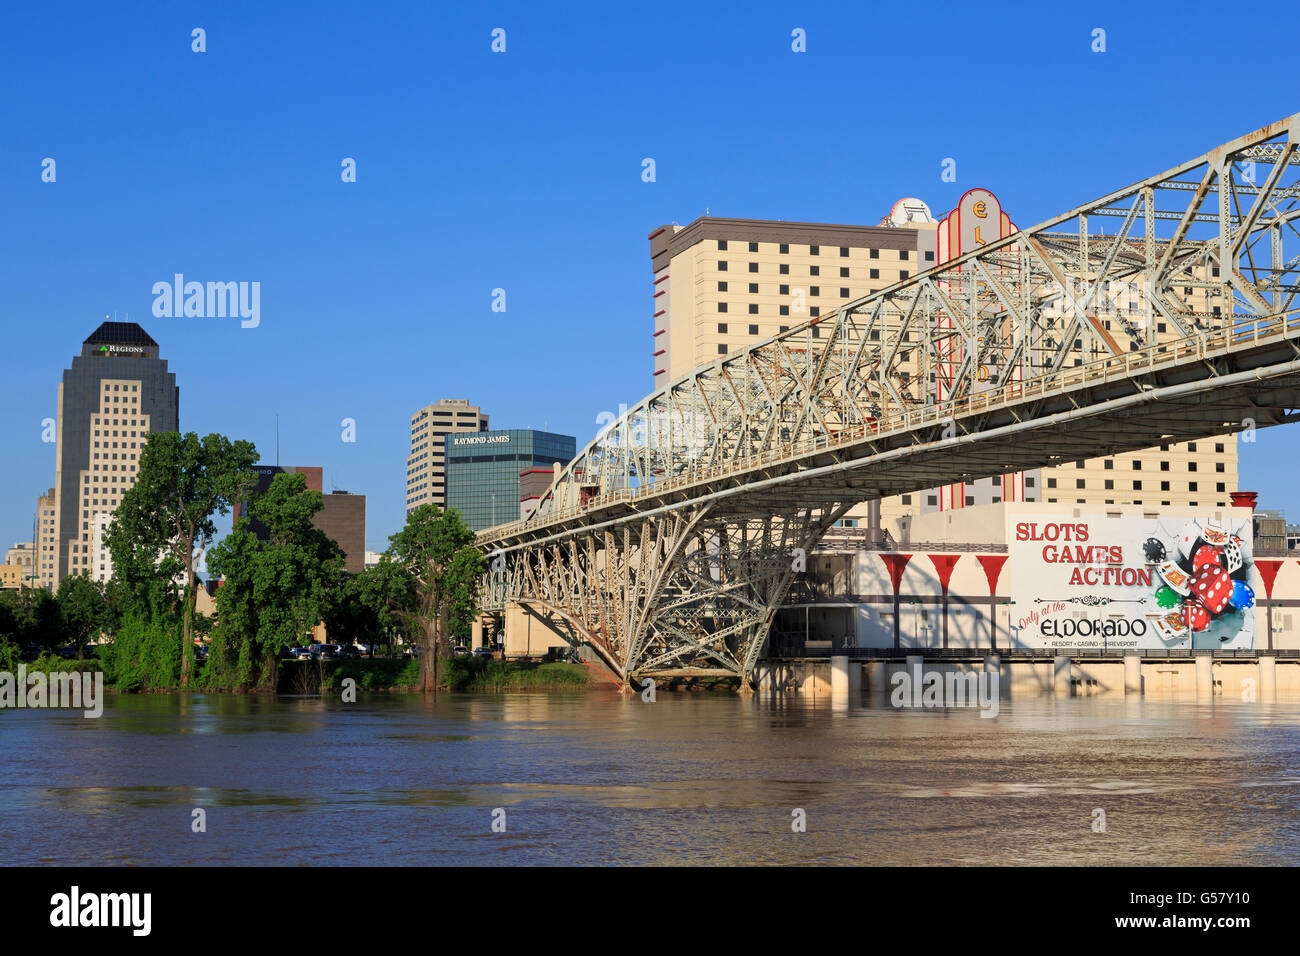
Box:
[1, 430, 493, 695]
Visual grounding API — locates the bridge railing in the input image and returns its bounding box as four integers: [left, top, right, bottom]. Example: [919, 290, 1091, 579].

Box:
[481, 309, 1294, 544]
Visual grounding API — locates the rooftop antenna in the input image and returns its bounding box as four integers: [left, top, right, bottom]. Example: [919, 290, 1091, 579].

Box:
[276, 414, 280, 466]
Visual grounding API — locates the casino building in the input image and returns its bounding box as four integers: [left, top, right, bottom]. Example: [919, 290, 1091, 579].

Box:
[52, 322, 179, 583]
[648, 193, 1237, 534]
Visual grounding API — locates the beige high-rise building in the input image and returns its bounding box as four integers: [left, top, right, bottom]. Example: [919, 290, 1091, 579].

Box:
[649, 203, 1238, 528]
[405, 399, 489, 514]
[36, 488, 55, 590]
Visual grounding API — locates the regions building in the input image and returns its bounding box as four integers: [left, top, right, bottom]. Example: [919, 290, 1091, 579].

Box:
[648, 198, 1236, 531]
[233, 465, 368, 574]
[446, 429, 577, 531]
[405, 399, 489, 514]
[52, 322, 179, 583]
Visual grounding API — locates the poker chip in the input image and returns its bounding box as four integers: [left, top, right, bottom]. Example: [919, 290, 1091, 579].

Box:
[1230, 580, 1255, 610]
[1143, 537, 1167, 563]
[1154, 584, 1182, 609]
[1189, 565, 1232, 615]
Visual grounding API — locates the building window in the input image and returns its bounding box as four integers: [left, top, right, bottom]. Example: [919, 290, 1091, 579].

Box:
[748, 241, 758, 252]
[748, 303, 759, 314]
[718, 240, 728, 250]
[900, 250, 909, 260]
[840, 267, 849, 278]
[748, 282, 758, 293]
[1189, 482, 1198, 492]
[1216, 462, 1225, 473]
[927, 496, 937, 506]
[717, 323, 728, 333]
[870, 248, 879, 259]
[901, 495, 912, 504]
[870, 269, 880, 279]
[749, 262, 758, 273]
[840, 287, 849, 297]
[900, 271, 909, 280]
[925, 251, 934, 261]
[718, 344, 727, 355]
[717, 281, 728, 292]
[1160, 461, 1170, 471]
[810, 245, 819, 255]
[779, 325, 789, 332]
[839, 246, 849, 257]
[1188, 442, 1197, 452]
[1217, 482, 1226, 492]
[779, 264, 789, 275]
[1076, 479, 1086, 489]
[718, 302, 728, 312]
[965, 496, 975, 506]
[718, 261, 728, 271]
[780, 305, 790, 316]
[749, 324, 758, 335]
[1047, 478, 1057, 488]
[1133, 480, 1143, 490]
[1133, 461, 1142, 470]
[1104, 479, 1113, 490]
[1215, 442, 1224, 453]
[1104, 459, 1113, 470]
[1025, 477, 1035, 487]
[810, 286, 820, 296]
[779, 284, 790, 295]
[1161, 481, 1170, 491]
[1188, 462, 1197, 472]
[779, 243, 789, 254]
[810, 265, 820, 276]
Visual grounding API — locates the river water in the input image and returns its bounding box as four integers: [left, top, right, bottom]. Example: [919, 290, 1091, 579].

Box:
[2, 690, 1299, 865]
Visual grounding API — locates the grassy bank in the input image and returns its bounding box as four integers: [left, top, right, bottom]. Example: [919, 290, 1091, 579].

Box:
[279, 656, 594, 694]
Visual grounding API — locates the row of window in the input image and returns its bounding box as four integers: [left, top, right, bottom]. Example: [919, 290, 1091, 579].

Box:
[716, 240, 927, 261]
[1048, 478, 1227, 492]
[718, 260, 923, 275]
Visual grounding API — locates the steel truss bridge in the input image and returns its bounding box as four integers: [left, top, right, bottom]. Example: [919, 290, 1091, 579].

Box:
[478, 113, 1300, 690]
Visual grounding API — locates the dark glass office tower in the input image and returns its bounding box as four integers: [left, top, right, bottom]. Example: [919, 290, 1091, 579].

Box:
[54, 322, 179, 582]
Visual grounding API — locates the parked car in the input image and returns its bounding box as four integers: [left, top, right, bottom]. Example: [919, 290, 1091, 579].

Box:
[452, 645, 470, 657]
[336, 645, 361, 660]
[287, 646, 313, 660]
[472, 647, 493, 659]
[401, 644, 419, 658]
[311, 644, 340, 660]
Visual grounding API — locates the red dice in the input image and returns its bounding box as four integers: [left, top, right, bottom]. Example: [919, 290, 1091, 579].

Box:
[1192, 545, 1224, 572]
[1189, 565, 1232, 615]
[1182, 600, 1211, 632]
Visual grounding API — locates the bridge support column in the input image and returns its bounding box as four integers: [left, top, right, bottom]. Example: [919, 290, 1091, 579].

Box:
[1124, 654, 1143, 696]
[1053, 656, 1072, 696]
[830, 655, 858, 708]
[736, 674, 754, 696]
[1196, 655, 1214, 698]
[1260, 655, 1277, 701]
[983, 655, 1001, 700]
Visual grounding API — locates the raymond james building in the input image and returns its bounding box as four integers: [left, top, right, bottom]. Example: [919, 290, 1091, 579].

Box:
[447, 429, 576, 531]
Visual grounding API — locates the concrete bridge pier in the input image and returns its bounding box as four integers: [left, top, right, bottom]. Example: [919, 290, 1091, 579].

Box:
[1124, 654, 1143, 696]
[1053, 656, 1072, 696]
[1260, 655, 1277, 701]
[830, 656, 859, 708]
[1196, 655, 1214, 698]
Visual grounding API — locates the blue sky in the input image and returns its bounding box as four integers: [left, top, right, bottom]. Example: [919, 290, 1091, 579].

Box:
[3, 0, 1299, 554]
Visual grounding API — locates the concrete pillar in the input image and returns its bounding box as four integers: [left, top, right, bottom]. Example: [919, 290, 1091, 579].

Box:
[983, 655, 1001, 700]
[1124, 655, 1143, 696]
[1053, 656, 1072, 696]
[830, 655, 851, 708]
[1260, 655, 1277, 701]
[1196, 655, 1214, 698]
[867, 660, 889, 704]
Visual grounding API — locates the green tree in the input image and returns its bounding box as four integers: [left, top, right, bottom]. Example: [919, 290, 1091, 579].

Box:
[57, 575, 108, 659]
[105, 431, 258, 687]
[0, 586, 62, 655]
[386, 506, 486, 692]
[326, 558, 417, 656]
[207, 472, 346, 688]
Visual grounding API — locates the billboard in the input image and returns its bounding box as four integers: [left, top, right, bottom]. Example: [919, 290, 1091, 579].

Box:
[1008, 513, 1257, 650]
